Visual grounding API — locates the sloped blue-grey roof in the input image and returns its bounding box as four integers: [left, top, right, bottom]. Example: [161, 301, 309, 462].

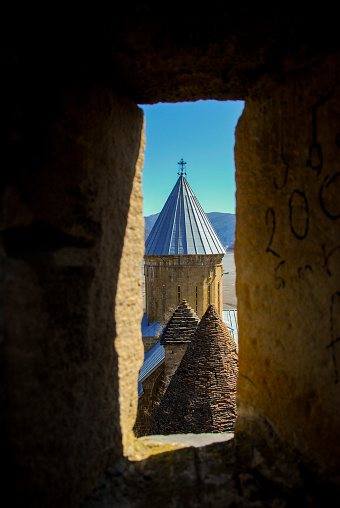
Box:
[141, 312, 148, 332]
[145, 174, 225, 255]
[142, 320, 164, 338]
[222, 309, 238, 347]
[138, 341, 165, 396]
[139, 318, 165, 396]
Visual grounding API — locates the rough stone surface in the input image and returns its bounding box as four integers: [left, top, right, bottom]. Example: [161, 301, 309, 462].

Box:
[235, 53, 340, 473]
[142, 335, 160, 353]
[82, 419, 340, 507]
[4, 8, 340, 507]
[3, 80, 145, 506]
[160, 299, 200, 345]
[150, 305, 238, 435]
[135, 301, 200, 436]
[144, 254, 224, 323]
[163, 343, 188, 394]
[33, 9, 337, 105]
[115, 117, 146, 453]
[161, 300, 201, 390]
[134, 363, 165, 438]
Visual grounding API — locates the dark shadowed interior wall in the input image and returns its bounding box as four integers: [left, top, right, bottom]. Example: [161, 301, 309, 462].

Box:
[3, 7, 340, 506]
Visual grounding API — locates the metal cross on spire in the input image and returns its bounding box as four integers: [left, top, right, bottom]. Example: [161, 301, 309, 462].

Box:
[177, 158, 187, 175]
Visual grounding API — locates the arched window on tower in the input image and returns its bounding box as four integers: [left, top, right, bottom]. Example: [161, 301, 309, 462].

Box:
[195, 285, 198, 314]
[178, 285, 181, 305]
[208, 284, 211, 305]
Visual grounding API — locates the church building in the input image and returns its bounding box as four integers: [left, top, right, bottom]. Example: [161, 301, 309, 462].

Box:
[135, 161, 234, 437]
[144, 159, 225, 325]
[150, 304, 238, 435]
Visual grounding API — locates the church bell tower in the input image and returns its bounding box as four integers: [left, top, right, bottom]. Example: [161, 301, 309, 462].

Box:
[144, 160, 225, 324]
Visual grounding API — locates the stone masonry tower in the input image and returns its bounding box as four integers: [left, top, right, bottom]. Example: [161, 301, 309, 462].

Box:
[144, 160, 225, 324]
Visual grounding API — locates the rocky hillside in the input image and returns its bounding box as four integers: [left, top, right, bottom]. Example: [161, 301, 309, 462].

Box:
[144, 212, 235, 249]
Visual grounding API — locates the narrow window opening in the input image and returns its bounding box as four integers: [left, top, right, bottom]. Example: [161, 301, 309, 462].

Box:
[137, 100, 244, 442]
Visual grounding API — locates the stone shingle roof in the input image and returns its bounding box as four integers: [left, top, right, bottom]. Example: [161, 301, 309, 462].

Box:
[145, 173, 225, 255]
[160, 299, 200, 345]
[150, 304, 238, 435]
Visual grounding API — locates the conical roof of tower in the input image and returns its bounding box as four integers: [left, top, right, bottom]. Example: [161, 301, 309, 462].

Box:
[160, 299, 200, 345]
[149, 304, 238, 435]
[145, 173, 226, 255]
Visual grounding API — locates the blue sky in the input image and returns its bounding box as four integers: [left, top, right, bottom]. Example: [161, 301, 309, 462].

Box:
[139, 100, 245, 217]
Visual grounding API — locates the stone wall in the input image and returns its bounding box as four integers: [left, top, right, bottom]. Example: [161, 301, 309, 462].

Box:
[142, 335, 160, 353]
[235, 53, 340, 471]
[163, 344, 188, 392]
[134, 364, 165, 437]
[144, 254, 223, 323]
[3, 80, 145, 506]
[4, 8, 340, 507]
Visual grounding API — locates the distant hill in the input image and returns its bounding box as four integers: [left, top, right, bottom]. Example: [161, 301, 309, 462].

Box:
[144, 213, 160, 240]
[205, 212, 236, 248]
[144, 211, 235, 249]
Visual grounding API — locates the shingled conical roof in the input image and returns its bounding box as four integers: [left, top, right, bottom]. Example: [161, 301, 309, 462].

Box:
[149, 304, 238, 435]
[145, 168, 225, 255]
[160, 299, 200, 345]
